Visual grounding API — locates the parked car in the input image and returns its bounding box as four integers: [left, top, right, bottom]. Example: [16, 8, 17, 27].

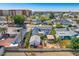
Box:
[0, 46, 5, 56]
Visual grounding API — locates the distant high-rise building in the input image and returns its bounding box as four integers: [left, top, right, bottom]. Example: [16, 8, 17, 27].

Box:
[0, 10, 3, 16]
[0, 10, 32, 16]
[9, 10, 16, 16]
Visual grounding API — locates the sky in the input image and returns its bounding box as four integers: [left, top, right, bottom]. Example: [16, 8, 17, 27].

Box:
[0, 3, 79, 11]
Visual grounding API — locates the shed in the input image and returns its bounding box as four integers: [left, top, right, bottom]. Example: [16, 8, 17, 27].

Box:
[47, 35, 55, 40]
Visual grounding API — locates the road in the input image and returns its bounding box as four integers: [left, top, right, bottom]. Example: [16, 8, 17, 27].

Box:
[4, 52, 74, 56]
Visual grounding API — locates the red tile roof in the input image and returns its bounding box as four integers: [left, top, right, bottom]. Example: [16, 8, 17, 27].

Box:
[0, 38, 15, 47]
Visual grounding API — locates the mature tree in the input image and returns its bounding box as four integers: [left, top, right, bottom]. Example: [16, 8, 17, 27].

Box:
[39, 34, 46, 40]
[49, 12, 55, 19]
[40, 15, 46, 22]
[13, 15, 25, 25]
[70, 38, 79, 50]
[70, 38, 79, 56]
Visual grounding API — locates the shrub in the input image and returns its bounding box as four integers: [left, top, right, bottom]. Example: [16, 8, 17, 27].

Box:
[70, 38, 79, 50]
[56, 24, 64, 28]
[60, 40, 71, 48]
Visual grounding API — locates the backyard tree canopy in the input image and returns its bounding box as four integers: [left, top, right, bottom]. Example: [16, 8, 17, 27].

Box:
[49, 12, 55, 19]
[70, 38, 79, 50]
[40, 15, 50, 22]
[13, 15, 25, 25]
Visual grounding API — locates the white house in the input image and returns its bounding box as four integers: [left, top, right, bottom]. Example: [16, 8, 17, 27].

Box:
[29, 35, 41, 46]
[56, 28, 77, 39]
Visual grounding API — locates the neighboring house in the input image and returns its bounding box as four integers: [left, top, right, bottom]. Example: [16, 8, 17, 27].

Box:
[7, 26, 27, 40]
[47, 35, 55, 43]
[52, 19, 77, 27]
[32, 27, 39, 35]
[74, 28, 79, 33]
[55, 28, 77, 40]
[47, 35, 55, 40]
[76, 24, 79, 28]
[32, 19, 41, 24]
[60, 19, 72, 25]
[52, 19, 60, 25]
[32, 27, 51, 35]
[0, 34, 19, 47]
[0, 26, 27, 47]
[60, 19, 77, 26]
[43, 21, 51, 25]
[29, 35, 41, 47]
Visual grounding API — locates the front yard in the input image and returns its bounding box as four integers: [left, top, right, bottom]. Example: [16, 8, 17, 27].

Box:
[60, 40, 71, 48]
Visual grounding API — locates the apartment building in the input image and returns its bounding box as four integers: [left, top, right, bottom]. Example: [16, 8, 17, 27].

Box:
[2, 10, 10, 16]
[0, 10, 3, 16]
[9, 10, 16, 16]
[0, 10, 32, 16]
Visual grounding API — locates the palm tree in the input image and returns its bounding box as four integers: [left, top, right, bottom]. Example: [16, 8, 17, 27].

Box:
[6, 16, 9, 24]
[50, 29, 56, 39]
[39, 34, 47, 48]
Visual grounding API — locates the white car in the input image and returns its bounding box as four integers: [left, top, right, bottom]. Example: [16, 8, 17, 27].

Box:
[10, 44, 18, 47]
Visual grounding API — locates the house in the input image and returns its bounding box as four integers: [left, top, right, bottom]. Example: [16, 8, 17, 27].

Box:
[47, 35, 55, 43]
[55, 28, 77, 40]
[7, 26, 27, 40]
[60, 19, 72, 25]
[31, 19, 41, 24]
[0, 28, 26, 48]
[0, 26, 27, 47]
[74, 28, 79, 33]
[52, 19, 77, 27]
[60, 19, 77, 26]
[32, 27, 51, 35]
[43, 20, 51, 25]
[0, 34, 19, 47]
[29, 35, 41, 47]
[32, 27, 39, 35]
[52, 19, 60, 25]
[47, 35, 55, 40]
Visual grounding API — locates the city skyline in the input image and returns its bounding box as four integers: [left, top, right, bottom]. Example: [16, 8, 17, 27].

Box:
[0, 3, 79, 11]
